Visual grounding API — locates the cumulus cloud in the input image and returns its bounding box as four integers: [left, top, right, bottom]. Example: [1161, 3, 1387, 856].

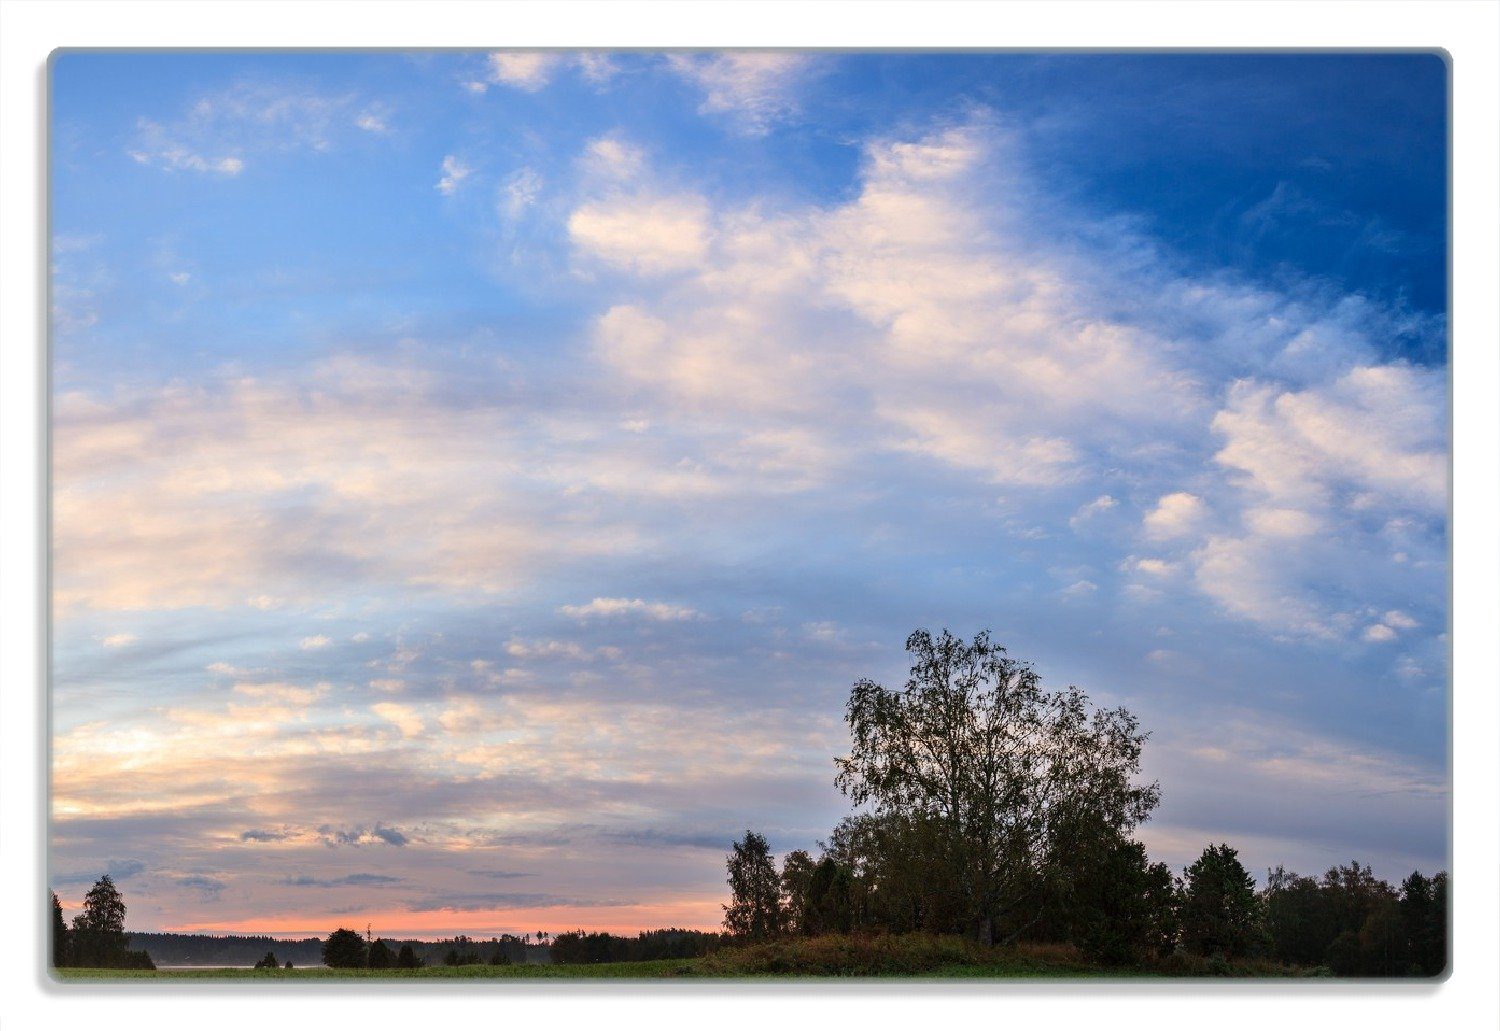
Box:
[484, 52, 565, 92]
[569, 194, 710, 274]
[1143, 492, 1207, 540]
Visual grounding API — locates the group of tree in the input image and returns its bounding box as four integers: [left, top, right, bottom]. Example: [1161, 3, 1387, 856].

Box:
[321, 928, 425, 969]
[548, 928, 728, 964]
[122, 932, 325, 966]
[721, 629, 1448, 976]
[50, 876, 154, 970]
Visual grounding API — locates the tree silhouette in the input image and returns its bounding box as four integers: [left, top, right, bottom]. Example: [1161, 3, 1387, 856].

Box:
[51, 892, 71, 968]
[778, 850, 816, 934]
[322, 928, 368, 968]
[723, 830, 784, 939]
[835, 629, 1159, 944]
[71, 875, 129, 967]
[367, 938, 393, 969]
[1180, 843, 1262, 959]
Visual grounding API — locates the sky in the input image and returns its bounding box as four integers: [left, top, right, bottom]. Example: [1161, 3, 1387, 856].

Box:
[49, 50, 1449, 938]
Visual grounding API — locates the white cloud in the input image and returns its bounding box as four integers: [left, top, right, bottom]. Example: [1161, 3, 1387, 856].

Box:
[558, 597, 703, 621]
[1143, 492, 1206, 540]
[1385, 610, 1419, 629]
[101, 633, 137, 648]
[486, 52, 564, 91]
[1069, 494, 1117, 529]
[299, 635, 331, 650]
[466, 52, 615, 94]
[580, 135, 646, 182]
[128, 83, 381, 175]
[1060, 579, 1098, 599]
[436, 155, 472, 195]
[1211, 366, 1446, 515]
[574, 53, 619, 85]
[167, 271, 192, 285]
[665, 52, 815, 134]
[569, 194, 710, 274]
[1363, 623, 1397, 642]
[1131, 557, 1178, 577]
[371, 702, 424, 738]
[499, 168, 543, 219]
[355, 112, 387, 133]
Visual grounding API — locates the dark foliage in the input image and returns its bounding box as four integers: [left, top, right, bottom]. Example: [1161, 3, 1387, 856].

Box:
[66, 875, 151, 969]
[549, 928, 727, 964]
[367, 938, 393, 969]
[253, 951, 279, 969]
[1262, 862, 1447, 976]
[122, 932, 325, 967]
[723, 830, 785, 940]
[51, 892, 71, 968]
[834, 629, 1159, 944]
[321, 928, 368, 968]
[1180, 844, 1262, 959]
[396, 943, 423, 968]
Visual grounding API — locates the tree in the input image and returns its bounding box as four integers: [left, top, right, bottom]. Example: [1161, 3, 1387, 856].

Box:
[1262, 865, 1333, 967]
[489, 945, 512, 966]
[253, 951, 280, 969]
[802, 857, 855, 936]
[1400, 870, 1446, 977]
[835, 629, 1159, 943]
[51, 892, 71, 968]
[779, 849, 817, 934]
[396, 943, 423, 968]
[1062, 833, 1178, 964]
[1179, 844, 1262, 959]
[322, 928, 368, 968]
[723, 830, 785, 940]
[367, 938, 393, 969]
[71, 875, 129, 967]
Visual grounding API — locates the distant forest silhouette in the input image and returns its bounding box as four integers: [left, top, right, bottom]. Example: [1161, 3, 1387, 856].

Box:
[51, 630, 1448, 978]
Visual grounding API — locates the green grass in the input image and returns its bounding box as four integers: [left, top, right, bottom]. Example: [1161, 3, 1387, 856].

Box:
[54, 936, 1329, 980]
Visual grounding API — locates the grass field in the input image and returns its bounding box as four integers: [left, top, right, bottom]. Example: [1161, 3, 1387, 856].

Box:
[53, 936, 1330, 981]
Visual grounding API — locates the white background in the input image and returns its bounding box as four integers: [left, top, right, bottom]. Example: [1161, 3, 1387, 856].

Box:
[2, 2, 1496, 1028]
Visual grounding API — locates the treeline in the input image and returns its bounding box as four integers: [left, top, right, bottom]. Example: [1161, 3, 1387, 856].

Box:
[124, 932, 325, 967]
[51, 876, 154, 970]
[720, 629, 1448, 976]
[548, 928, 728, 964]
[317, 929, 551, 969]
[727, 830, 1447, 975]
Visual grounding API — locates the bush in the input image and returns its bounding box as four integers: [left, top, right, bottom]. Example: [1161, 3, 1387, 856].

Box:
[700, 933, 981, 976]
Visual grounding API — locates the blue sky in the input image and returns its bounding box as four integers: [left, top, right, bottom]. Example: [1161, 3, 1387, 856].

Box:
[51, 51, 1448, 936]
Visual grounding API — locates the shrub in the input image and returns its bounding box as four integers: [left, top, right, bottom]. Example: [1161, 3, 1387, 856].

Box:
[700, 933, 980, 976]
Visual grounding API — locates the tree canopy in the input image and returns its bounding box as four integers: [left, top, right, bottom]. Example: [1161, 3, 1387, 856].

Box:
[834, 629, 1159, 943]
[723, 830, 785, 940]
[321, 928, 368, 968]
